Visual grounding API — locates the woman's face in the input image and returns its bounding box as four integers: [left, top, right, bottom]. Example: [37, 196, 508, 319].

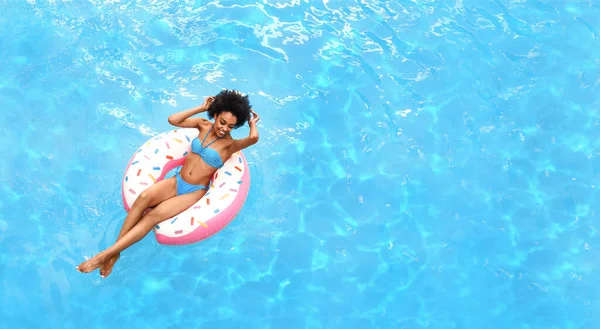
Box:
[214, 111, 237, 137]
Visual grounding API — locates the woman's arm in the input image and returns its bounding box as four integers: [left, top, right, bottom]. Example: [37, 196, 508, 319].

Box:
[168, 96, 214, 128]
[228, 110, 260, 154]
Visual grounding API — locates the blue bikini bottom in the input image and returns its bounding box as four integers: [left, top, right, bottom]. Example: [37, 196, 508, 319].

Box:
[175, 172, 209, 196]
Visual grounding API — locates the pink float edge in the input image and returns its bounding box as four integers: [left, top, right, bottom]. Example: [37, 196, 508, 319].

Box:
[120, 148, 251, 245]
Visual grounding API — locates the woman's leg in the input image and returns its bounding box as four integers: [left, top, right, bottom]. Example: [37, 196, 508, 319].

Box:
[120, 177, 178, 237]
[98, 177, 178, 277]
[76, 188, 207, 274]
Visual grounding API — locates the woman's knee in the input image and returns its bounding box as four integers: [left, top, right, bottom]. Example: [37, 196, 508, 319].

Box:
[135, 191, 153, 207]
[134, 178, 176, 208]
[138, 191, 150, 201]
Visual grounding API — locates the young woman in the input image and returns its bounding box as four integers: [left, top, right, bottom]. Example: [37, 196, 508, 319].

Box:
[77, 89, 260, 277]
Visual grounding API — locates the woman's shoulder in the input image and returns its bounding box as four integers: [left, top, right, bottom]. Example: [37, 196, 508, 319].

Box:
[193, 118, 212, 134]
[198, 118, 212, 128]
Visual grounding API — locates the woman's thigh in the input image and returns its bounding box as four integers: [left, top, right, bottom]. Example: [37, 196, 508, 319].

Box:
[133, 176, 178, 208]
[144, 188, 207, 223]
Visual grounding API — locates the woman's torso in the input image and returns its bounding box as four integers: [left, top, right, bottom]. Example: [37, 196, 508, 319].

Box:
[179, 122, 231, 185]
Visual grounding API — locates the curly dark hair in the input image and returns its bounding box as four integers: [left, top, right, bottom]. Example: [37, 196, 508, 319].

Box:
[207, 89, 252, 129]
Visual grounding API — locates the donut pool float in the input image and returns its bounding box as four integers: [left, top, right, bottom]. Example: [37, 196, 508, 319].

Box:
[121, 128, 250, 245]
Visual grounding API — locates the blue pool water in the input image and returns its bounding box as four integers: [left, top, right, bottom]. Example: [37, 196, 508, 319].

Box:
[1, 0, 600, 328]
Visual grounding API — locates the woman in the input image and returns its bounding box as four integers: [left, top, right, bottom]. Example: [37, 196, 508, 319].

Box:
[77, 89, 260, 277]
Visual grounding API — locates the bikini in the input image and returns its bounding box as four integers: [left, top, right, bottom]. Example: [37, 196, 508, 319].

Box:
[175, 124, 224, 195]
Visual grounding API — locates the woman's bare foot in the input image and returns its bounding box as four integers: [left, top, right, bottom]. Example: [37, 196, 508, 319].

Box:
[76, 253, 107, 273]
[99, 254, 120, 278]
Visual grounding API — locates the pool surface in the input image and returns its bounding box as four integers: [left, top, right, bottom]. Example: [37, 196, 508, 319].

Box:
[1, 1, 600, 328]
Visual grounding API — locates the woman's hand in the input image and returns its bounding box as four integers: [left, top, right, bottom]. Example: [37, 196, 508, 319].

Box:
[200, 96, 215, 112]
[227, 110, 260, 154]
[249, 110, 260, 125]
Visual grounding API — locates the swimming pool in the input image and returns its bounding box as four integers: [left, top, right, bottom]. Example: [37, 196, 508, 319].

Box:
[1, 0, 599, 328]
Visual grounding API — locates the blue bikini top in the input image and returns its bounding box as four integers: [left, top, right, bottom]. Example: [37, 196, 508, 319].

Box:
[191, 124, 224, 169]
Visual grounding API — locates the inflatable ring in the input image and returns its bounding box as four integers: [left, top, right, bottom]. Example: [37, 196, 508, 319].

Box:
[121, 128, 250, 245]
